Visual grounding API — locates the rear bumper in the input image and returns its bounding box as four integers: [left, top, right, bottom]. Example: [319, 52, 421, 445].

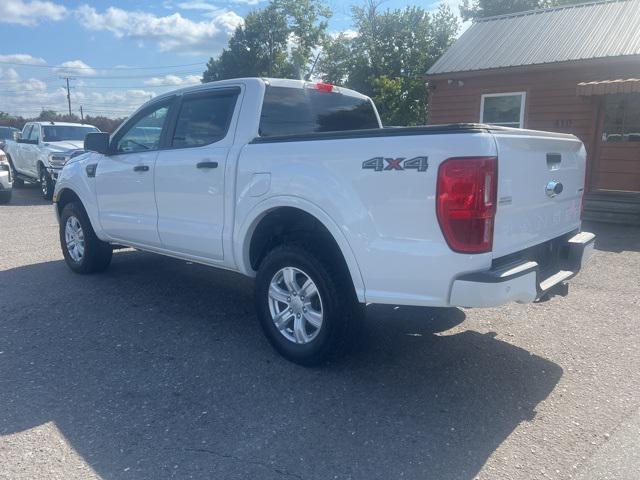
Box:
[450, 231, 595, 308]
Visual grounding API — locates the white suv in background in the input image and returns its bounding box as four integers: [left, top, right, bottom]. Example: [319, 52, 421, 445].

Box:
[3, 122, 99, 200]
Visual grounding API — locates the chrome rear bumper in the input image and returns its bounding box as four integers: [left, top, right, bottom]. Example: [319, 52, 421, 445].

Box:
[450, 231, 595, 308]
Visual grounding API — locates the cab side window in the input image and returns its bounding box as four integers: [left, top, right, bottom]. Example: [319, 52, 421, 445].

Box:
[171, 90, 238, 148]
[115, 103, 170, 153]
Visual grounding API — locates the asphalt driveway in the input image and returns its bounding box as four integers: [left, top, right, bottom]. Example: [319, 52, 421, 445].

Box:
[1, 185, 639, 480]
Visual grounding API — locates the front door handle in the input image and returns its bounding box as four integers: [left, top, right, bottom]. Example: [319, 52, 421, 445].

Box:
[133, 165, 149, 172]
[197, 161, 218, 169]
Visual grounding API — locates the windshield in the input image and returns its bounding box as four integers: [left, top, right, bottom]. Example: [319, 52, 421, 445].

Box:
[42, 125, 99, 142]
[0, 127, 16, 140]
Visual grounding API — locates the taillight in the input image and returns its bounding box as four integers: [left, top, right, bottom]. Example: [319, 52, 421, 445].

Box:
[436, 156, 498, 254]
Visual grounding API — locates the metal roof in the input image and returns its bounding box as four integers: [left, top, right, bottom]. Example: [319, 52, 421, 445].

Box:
[427, 0, 640, 76]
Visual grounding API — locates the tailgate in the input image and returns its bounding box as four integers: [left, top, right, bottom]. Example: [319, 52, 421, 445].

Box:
[492, 129, 585, 258]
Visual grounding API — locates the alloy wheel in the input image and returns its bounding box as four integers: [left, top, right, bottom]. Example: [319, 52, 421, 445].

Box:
[65, 216, 85, 262]
[268, 266, 324, 344]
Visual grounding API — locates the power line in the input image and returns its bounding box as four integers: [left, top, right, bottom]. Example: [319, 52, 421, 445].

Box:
[74, 83, 198, 89]
[0, 61, 206, 70]
[78, 70, 202, 80]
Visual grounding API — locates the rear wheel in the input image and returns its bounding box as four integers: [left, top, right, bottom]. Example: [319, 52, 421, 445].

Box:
[60, 202, 112, 274]
[255, 244, 362, 366]
[39, 166, 54, 200]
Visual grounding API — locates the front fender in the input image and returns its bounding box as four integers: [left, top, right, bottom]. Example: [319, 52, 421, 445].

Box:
[234, 195, 366, 303]
[54, 154, 105, 240]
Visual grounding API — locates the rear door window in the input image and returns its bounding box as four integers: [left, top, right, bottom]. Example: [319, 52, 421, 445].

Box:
[171, 89, 239, 148]
[259, 86, 379, 137]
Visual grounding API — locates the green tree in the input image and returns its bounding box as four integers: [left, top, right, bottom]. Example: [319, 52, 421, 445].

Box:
[460, 0, 591, 21]
[37, 110, 59, 122]
[318, 2, 459, 126]
[202, 0, 331, 82]
[274, 0, 331, 77]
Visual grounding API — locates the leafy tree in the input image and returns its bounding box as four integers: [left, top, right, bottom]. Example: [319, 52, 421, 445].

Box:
[318, 33, 354, 85]
[460, 0, 591, 21]
[203, 5, 290, 81]
[37, 110, 60, 122]
[202, 0, 331, 82]
[318, 2, 459, 126]
[273, 0, 331, 77]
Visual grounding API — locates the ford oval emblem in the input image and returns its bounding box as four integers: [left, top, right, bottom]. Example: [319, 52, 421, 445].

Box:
[546, 181, 564, 198]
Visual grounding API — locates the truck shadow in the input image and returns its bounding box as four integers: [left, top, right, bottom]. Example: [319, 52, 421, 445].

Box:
[3, 183, 51, 207]
[0, 251, 562, 480]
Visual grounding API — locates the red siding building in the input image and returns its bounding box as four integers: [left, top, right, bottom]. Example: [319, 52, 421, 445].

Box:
[426, 0, 640, 223]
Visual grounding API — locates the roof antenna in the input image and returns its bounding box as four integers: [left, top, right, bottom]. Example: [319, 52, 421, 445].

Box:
[305, 52, 321, 81]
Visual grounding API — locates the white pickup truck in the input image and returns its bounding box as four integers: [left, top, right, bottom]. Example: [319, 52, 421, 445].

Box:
[53, 78, 595, 365]
[4, 121, 99, 199]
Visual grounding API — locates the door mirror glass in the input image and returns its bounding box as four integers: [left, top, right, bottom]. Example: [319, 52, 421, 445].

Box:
[85, 132, 111, 154]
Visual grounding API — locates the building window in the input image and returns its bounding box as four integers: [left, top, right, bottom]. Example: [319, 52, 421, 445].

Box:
[480, 92, 526, 128]
[602, 93, 640, 142]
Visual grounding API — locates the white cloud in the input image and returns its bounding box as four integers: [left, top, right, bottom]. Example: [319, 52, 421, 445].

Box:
[0, 67, 20, 81]
[55, 60, 97, 76]
[0, 57, 152, 118]
[329, 29, 358, 40]
[0, 0, 66, 26]
[144, 74, 201, 86]
[0, 53, 47, 65]
[75, 5, 243, 55]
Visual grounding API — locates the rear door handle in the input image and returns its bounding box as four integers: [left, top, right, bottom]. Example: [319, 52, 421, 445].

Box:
[197, 161, 218, 169]
[133, 165, 149, 172]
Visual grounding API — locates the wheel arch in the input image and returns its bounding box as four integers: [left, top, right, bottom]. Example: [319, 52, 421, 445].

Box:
[237, 199, 365, 303]
[55, 186, 106, 241]
[55, 187, 83, 218]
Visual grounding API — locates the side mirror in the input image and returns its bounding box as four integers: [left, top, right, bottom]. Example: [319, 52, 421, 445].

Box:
[84, 132, 111, 154]
[13, 132, 22, 141]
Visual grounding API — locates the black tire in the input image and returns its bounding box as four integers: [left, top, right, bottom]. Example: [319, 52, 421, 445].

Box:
[255, 243, 363, 366]
[0, 190, 11, 204]
[60, 201, 113, 274]
[39, 166, 54, 200]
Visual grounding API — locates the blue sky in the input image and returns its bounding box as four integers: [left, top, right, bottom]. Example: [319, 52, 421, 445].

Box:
[0, 0, 461, 118]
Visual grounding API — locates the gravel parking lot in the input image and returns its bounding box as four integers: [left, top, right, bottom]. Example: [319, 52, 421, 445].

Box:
[1, 185, 639, 480]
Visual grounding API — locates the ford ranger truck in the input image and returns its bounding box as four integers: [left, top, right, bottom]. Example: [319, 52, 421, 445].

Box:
[4, 121, 99, 200]
[52, 78, 595, 365]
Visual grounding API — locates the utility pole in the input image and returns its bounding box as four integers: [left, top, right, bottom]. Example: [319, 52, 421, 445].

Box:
[60, 76, 74, 116]
[80, 105, 84, 122]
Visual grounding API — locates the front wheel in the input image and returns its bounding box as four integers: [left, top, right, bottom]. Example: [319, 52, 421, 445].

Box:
[255, 244, 362, 366]
[60, 202, 113, 274]
[0, 190, 11, 204]
[39, 167, 54, 200]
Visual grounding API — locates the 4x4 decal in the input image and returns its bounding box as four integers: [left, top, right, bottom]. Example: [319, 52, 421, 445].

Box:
[362, 156, 429, 172]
